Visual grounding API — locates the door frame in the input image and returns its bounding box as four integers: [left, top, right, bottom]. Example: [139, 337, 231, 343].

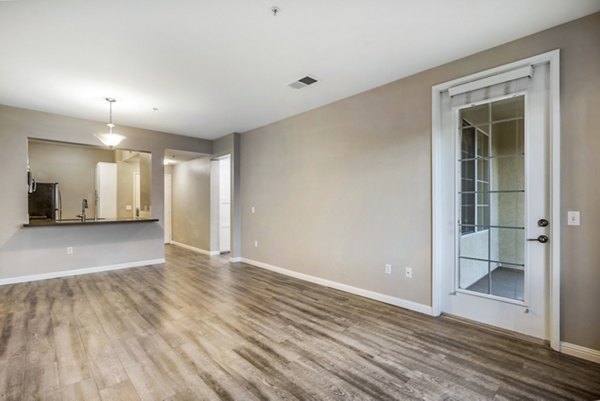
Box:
[210, 153, 233, 254]
[218, 155, 231, 253]
[431, 49, 561, 350]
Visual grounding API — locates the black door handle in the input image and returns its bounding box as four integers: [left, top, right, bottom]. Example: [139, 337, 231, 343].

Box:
[527, 235, 549, 243]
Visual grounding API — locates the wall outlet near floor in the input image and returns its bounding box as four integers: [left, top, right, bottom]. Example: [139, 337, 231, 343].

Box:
[67, 247, 73, 255]
[126, 205, 132, 211]
[385, 264, 392, 274]
[254, 240, 258, 248]
[251, 206, 255, 214]
[405, 267, 412, 278]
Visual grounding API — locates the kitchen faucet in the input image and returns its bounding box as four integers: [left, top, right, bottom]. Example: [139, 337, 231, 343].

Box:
[77, 199, 88, 222]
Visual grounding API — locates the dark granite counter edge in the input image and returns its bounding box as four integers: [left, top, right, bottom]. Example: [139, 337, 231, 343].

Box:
[23, 218, 159, 227]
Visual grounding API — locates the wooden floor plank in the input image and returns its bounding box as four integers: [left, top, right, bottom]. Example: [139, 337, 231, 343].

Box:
[62, 378, 102, 401]
[111, 337, 176, 401]
[22, 362, 60, 400]
[99, 380, 141, 401]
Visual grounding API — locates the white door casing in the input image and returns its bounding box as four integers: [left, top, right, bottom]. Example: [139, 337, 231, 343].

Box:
[219, 156, 231, 252]
[432, 50, 561, 350]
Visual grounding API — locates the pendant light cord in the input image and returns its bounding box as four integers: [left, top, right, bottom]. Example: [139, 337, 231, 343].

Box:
[106, 98, 116, 133]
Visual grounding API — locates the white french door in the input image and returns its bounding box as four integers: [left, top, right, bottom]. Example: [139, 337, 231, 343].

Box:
[439, 61, 552, 340]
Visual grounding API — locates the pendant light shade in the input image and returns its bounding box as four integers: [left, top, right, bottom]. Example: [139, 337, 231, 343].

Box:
[95, 132, 126, 148]
[95, 98, 125, 148]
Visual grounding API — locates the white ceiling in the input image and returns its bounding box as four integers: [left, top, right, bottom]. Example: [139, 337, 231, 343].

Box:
[1, 1, 599, 140]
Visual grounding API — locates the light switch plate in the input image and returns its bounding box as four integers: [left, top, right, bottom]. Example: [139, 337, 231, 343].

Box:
[567, 211, 580, 226]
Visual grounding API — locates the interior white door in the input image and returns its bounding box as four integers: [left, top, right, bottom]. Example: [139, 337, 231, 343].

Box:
[219, 156, 231, 252]
[164, 173, 172, 244]
[441, 62, 551, 340]
[95, 162, 117, 219]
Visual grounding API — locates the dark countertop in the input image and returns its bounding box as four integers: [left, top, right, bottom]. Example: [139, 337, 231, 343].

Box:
[23, 218, 159, 227]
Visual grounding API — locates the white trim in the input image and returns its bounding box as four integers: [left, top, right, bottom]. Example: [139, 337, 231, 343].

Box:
[229, 257, 242, 263]
[0, 258, 165, 286]
[560, 342, 600, 364]
[432, 49, 561, 350]
[431, 78, 444, 317]
[549, 50, 561, 351]
[454, 288, 527, 306]
[448, 65, 533, 97]
[241, 257, 434, 315]
[171, 241, 220, 256]
[433, 50, 559, 94]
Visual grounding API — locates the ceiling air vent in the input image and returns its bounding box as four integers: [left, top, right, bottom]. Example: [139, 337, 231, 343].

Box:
[289, 76, 318, 89]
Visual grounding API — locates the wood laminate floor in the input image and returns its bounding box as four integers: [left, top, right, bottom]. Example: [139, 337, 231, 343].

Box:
[0, 245, 599, 401]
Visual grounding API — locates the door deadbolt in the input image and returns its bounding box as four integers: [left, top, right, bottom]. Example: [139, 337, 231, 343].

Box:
[538, 219, 549, 227]
[527, 235, 549, 243]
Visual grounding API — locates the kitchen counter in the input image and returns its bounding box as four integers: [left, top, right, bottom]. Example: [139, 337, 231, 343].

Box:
[23, 218, 159, 227]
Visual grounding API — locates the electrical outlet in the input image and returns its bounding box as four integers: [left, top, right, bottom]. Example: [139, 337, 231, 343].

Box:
[67, 247, 73, 255]
[405, 267, 413, 278]
[251, 206, 255, 214]
[385, 264, 392, 274]
[126, 205, 132, 211]
[254, 240, 258, 248]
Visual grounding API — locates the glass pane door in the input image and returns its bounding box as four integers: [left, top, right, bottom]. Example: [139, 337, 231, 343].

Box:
[457, 96, 525, 301]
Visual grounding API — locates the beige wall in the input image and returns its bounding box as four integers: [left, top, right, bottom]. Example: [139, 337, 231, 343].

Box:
[28, 141, 115, 219]
[171, 157, 212, 251]
[0, 105, 211, 278]
[239, 13, 600, 350]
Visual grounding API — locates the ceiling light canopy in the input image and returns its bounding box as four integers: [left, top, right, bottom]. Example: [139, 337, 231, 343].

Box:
[95, 98, 126, 148]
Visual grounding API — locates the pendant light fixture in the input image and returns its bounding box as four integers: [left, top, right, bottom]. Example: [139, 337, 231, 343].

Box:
[95, 98, 125, 148]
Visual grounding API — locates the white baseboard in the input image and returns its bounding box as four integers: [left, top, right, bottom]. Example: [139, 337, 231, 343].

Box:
[561, 342, 600, 364]
[0, 258, 165, 286]
[240, 257, 433, 315]
[229, 257, 242, 263]
[171, 241, 220, 256]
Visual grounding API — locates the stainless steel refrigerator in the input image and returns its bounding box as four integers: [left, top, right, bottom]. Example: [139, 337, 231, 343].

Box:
[28, 182, 62, 221]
